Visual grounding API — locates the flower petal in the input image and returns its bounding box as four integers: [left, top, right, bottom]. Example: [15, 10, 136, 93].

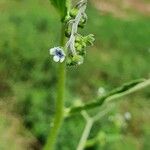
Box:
[50, 48, 56, 55]
[53, 55, 60, 62]
[60, 56, 65, 63]
[61, 49, 66, 56]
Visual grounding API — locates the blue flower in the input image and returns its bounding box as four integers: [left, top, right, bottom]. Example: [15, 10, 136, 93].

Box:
[49, 47, 66, 63]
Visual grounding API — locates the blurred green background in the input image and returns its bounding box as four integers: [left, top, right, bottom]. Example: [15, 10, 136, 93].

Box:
[0, 0, 150, 150]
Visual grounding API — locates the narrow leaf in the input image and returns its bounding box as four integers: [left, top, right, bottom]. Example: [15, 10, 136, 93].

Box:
[49, 0, 68, 19]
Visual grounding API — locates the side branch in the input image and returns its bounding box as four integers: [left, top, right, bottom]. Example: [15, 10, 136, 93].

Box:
[66, 78, 150, 116]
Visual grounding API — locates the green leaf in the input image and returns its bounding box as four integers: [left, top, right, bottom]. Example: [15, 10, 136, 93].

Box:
[49, 0, 68, 19]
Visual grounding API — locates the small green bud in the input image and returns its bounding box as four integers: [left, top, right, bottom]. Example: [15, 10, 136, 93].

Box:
[84, 34, 95, 46]
[79, 49, 86, 56]
[75, 35, 83, 42]
[65, 24, 72, 38]
[76, 44, 86, 56]
[73, 55, 84, 65]
[76, 44, 82, 51]
[98, 131, 107, 146]
[78, 13, 87, 28]
[75, 42, 80, 48]
[66, 57, 72, 65]
[81, 41, 86, 48]
[64, 15, 71, 23]
[78, 18, 86, 28]
[65, 28, 71, 38]
[66, 55, 84, 66]
[78, 23, 85, 28]
[70, 8, 78, 18]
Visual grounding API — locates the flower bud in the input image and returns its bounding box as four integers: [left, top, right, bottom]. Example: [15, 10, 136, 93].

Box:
[75, 35, 83, 42]
[70, 8, 78, 18]
[76, 45, 86, 56]
[84, 34, 95, 46]
[78, 13, 87, 28]
[76, 44, 82, 51]
[73, 55, 84, 65]
[64, 15, 71, 23]
[75, 42, 80, 48]
[81, 41, 86, 48]
[65, 23, 72, 37]
[67, 55, 84, 66]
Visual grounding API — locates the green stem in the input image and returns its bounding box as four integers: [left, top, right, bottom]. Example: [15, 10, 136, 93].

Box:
[77, 118, 93, 150]
[43, 24, 66, 150]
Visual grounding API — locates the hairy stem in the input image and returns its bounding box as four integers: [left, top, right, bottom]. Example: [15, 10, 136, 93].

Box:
[43, 24, 66, 150]
[77, 118, 93, 150]
[66, 0, 87, 54]
[77, 106, 113, 150]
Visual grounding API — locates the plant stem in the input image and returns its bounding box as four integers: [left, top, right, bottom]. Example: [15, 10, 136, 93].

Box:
[43, 24, 66, 150]
[77, 118, 93, 150]
[77, 105, 114, 150]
